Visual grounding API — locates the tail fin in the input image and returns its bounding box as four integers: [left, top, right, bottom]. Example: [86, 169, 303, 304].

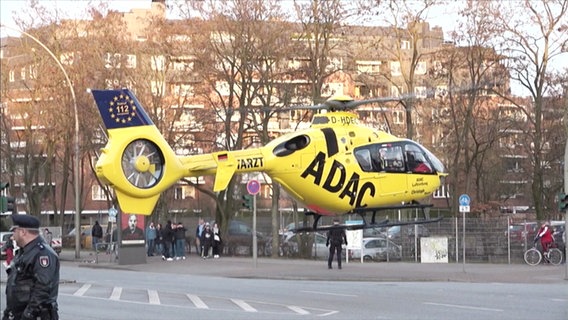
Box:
[92, 89, 154, 129]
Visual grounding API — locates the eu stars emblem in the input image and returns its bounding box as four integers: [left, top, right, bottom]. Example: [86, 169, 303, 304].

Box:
[108, 94, 137, 124]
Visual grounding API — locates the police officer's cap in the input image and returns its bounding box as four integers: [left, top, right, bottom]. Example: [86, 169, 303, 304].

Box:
[9, 214, 40, 231]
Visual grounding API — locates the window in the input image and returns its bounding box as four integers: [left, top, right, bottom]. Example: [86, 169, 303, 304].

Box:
[150, 55, 166, 71]
[172, 84, 194, 97]
[91, 185, 106, 201]
[414, 86, 427, 99]
[356, 61, 381, 74]
[125, 54, 137, 68]
[20, 67, 26, 80]
[390, 61, 401, 76]
[60, 52, 74, 65]
[215, 81, 231, 96]
[391, 85, 401, 97]
[416, 61, 427, 75]
[354, 149, 373, 172]
[433, 184, 450, 199]
[9, 70, 14, 82]
[401, 40, 411, 50]
[105, 52, 121, 69]
[393, 110, 404, 124]
[321, 83, 344, 97]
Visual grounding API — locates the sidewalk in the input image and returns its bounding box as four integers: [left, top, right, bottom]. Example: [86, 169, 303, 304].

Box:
[55, 249, 567, 284]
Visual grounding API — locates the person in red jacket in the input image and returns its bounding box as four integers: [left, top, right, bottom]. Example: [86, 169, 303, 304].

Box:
[535, 221, 554, 255]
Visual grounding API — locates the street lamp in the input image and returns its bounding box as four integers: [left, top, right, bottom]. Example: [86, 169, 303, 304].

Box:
[1, 24, 82, 258]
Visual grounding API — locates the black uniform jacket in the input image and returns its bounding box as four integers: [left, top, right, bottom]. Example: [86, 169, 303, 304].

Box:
[5, 236, 59, 318]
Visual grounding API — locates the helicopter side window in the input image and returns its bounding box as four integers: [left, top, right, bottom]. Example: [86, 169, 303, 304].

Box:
[404, 144, 433, 173]
[354, 149, 373, 172]
[378, 145, 405, 172]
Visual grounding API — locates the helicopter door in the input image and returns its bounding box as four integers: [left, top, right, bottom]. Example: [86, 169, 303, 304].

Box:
[354, 144, 408, 198]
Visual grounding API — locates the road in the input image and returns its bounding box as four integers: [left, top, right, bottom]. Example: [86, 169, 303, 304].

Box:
[1, 251, 567, 319]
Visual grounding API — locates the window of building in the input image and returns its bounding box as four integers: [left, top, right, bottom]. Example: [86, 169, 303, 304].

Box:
[321, 82, 343, 97]
[390, 61, 401, 76]
[150, 55, 166, 71]
[215, 81, 231, 96]
[60, 52, 74, 65]
[433, 184, 450, 199]
[20, 67, 26, 80]
[172, 84, 194, 97]
[91, 185, 106, 201]
[126, 54, 137, 69]
[105, 52, 121, 69]
[401, 40, 411, 50]
[356, 61, 381, 74]
[393, 110, 404, 124]
[9, 70, 14, 82]
[391, 85, 401, 97]
[414, 86, 427, 99]
[416, 61, 427, 75]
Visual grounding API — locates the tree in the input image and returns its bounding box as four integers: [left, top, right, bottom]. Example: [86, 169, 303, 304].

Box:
[490, 0, 568, 221]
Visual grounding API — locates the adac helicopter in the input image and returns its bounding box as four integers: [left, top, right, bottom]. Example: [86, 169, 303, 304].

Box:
[91, 88, 447, 232]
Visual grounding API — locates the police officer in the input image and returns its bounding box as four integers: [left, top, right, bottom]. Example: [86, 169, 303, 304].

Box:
[3, 215, 59, 320]
[326, 219, 347, 269]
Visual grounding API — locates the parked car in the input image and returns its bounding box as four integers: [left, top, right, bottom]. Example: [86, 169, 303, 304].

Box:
[277, 232, 333, 259]
[385, 225, 430, 240]
[62, 226, 93, 249]
[350, 237, 402, 261]
[223, 220, 266, 256]
[506, 222, 538, 244]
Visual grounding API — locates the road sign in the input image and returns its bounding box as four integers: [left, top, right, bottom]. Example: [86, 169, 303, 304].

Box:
[108, 207, 118, 217]
[459, 194, 470, 213]
[246, 179, 260, 195]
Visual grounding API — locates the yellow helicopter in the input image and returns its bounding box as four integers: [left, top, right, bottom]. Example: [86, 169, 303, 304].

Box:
[91, 89, 447, 231]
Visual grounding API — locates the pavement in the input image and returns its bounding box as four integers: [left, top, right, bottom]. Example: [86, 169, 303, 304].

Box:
[1, 249, 566, 284]
[8, 249, 559, 284]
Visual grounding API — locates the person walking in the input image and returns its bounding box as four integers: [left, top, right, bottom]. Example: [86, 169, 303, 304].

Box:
[145, 221, 157, 256]
[92, 221, 103, 252]
[201, 222, 214, 259]
[3, 215, 59, 320]
[43, 228, 53, 249]
[162, 220, 174, 261]
[326, 219, 347, 269]
[212, 223, 222, 258]
[195, 218, 204, 256]
[155, 223, 164, 258]
[174, 222, 187, 260]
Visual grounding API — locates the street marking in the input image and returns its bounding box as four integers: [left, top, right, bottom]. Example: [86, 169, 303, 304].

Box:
[110, 287, 122, 300]
[148, 290, 160, 305]
[424, 302, 503, 312]
[73, 284, 91, 296]
[186, 294, 209, 309]
[231, 299, 257, 312]
[288, 306, 310, 315]
[301, 290, 357, 297]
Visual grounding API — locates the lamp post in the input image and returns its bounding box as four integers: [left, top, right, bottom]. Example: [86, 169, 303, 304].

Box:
[1, 24, 82, 258]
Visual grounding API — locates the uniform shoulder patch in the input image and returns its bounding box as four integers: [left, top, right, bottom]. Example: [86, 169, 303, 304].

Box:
[39, 256, 50, 268]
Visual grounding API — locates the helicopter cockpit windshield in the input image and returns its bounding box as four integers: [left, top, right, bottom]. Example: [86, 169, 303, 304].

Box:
[354, 140, 445, 174]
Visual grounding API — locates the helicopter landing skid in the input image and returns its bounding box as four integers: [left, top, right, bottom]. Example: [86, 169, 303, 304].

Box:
[292, 203, 441, 233]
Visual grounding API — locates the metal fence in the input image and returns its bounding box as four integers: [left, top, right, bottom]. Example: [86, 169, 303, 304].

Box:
[226, 215, 565, 264]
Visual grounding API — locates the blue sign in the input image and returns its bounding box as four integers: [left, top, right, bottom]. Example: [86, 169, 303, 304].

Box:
[459, 194, 470, 206]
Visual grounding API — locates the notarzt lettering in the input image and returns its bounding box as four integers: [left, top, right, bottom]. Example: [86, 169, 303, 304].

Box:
[301, 151, 375, 207]
[237, 157, 264, 170]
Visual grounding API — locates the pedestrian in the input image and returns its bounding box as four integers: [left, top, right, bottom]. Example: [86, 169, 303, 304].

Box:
[162, 220, 174, 261]
[195, 218, 204, 256]
[155, 223, 164, 258]
[92, 220, 103, 251]
[174, 222, 187, 260]
[145, 221, 157, 256]
[3, 214, 59, 320]
[212, 223, 222, 258]
[43, 228, 53, 248]
[326, 219, 347, 269]
[1, 235, 15, 267]
[201, 222, 214, 259]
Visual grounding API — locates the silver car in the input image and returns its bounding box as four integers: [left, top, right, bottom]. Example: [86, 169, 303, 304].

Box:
[350, 237, 402, 261]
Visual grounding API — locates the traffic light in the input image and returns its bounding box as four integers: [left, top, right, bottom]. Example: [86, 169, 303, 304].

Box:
[242, 194, 253, 210]
[0, 196, 16, 214]
[559, 193, 568, 211]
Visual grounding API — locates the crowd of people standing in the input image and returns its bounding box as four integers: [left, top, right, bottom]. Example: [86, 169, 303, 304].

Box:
[144, 218, 222, 261]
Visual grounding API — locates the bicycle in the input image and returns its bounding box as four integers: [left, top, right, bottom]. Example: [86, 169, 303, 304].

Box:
[524, 243, 563, 266]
